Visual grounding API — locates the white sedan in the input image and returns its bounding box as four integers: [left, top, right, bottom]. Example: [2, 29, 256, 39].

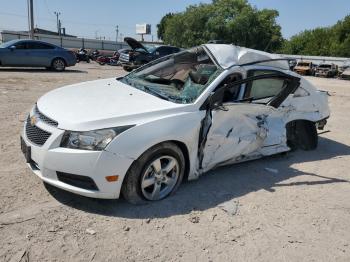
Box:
[21, 44, 330, 203]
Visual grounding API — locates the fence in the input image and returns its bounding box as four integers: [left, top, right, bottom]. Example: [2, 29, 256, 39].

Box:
[277, 54, 348, 67]
[1, 30, 349, 64]
[0, 30, 128, 51]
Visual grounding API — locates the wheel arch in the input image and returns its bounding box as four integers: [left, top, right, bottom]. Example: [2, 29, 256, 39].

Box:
[285, 119, 317, 148]
[120, 139, 191, 188]
[285, 118, 316, 133]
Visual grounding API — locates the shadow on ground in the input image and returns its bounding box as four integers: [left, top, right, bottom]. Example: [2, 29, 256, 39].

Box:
[45, 137, 350, 219]
[0, 68, 87, 73]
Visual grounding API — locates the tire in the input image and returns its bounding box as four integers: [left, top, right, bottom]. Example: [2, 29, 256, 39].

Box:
[122, 142, 185, 204]
[287, 120, 318, 151]
[123, 66, 133, 72]
[51, 58, 66, 72]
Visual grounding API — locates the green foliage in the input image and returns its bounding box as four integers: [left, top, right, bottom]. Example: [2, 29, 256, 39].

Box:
[158, 0, 283, 52]
[280, 15, 350, 57]
[157, 13, 174, 40]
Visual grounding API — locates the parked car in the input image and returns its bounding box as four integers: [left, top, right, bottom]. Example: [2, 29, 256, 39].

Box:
[294, 61, 316, 76]
[315, 63, 338, 78]
[21, 44, 330, 203]
[0, 39, 76, 71]
[96, 49, 130, 66]
[339, 59, 350, 80]
[119, 37, 180, 71]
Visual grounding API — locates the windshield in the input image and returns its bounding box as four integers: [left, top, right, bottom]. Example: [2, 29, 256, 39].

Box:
[120, 46, 221, 104]
[318, 64, 331, 68]
[135, 45, 157, 53]
[0, 39, 18, 48]
[297, 62, 310, 67]
[145, 45, 157, 53]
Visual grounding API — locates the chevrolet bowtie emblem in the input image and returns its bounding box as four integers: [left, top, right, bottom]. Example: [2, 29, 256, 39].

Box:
[30, 115, 37, 126]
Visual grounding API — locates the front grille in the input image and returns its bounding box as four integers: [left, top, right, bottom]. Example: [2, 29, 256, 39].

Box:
[34, 105, 58, 127]
[57, 172, 99, 191]
[25, 117, 51, 146]
[119, 53, 130, 63]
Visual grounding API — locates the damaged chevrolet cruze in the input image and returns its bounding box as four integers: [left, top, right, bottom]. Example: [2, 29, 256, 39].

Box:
[21, 44, 330, 204]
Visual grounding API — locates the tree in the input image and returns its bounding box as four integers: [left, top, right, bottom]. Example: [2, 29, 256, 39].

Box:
[157, 13, 174, 41]
[280, 15, 350, 57]
[157, 0, 283, 52]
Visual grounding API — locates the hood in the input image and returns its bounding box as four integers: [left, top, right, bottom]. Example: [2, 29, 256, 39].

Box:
[342, 68, 350, 75]
[37, 78, 186, 131]
[124, 37, 148, 52]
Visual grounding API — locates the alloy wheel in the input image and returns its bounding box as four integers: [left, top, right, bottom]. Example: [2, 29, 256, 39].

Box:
[141, 156, 180, 201]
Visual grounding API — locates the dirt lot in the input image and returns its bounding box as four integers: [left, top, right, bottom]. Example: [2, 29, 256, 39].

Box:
[0, 63, 349, 262]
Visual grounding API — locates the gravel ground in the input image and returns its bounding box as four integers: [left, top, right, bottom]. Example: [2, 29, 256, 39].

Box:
[0, 63, 349, 262]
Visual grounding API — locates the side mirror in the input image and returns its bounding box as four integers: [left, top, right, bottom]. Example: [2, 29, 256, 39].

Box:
[155, 51, 160, 56]
[9, 46, 16, 51]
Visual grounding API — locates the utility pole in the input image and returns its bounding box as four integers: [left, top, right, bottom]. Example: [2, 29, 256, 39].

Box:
[54, 11, 61, 36]
[27, 0, 34, 39]
[115, 25, 119, 43]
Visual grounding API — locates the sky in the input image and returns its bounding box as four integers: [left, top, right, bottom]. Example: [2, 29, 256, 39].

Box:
[0, 0, 349, 42]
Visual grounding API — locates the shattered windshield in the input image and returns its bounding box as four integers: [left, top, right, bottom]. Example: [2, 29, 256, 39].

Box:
[120, 46, 221, 104]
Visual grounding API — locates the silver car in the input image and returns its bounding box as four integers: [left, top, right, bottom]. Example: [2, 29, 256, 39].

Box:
[0, 39, 76, 71]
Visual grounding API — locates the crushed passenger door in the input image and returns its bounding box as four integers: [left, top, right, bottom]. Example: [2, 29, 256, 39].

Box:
[199, 72, 300, 172]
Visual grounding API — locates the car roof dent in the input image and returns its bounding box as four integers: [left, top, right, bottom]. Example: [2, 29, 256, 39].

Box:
[204, 44, 289, 70]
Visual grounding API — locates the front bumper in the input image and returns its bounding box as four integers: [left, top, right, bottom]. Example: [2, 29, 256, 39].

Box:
[294, 69, 311, 75]
[315, 71, 331, 77]
[21, 113, 134, 199]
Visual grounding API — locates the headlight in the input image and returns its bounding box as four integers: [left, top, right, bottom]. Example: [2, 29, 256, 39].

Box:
[60, 126, 134, 151]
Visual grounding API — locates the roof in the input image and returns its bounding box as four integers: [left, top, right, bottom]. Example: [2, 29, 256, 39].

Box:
[204, 44, 289, 70]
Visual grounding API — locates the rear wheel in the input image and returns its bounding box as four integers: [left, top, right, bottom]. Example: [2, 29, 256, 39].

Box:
[122, 142, 185, 204]
[287, 120, 318, 151]
[51, 58, 66, 72]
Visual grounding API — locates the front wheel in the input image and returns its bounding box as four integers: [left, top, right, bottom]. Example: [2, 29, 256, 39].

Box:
[122, 142, 185, 204]
[51, 58, 66, 72]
